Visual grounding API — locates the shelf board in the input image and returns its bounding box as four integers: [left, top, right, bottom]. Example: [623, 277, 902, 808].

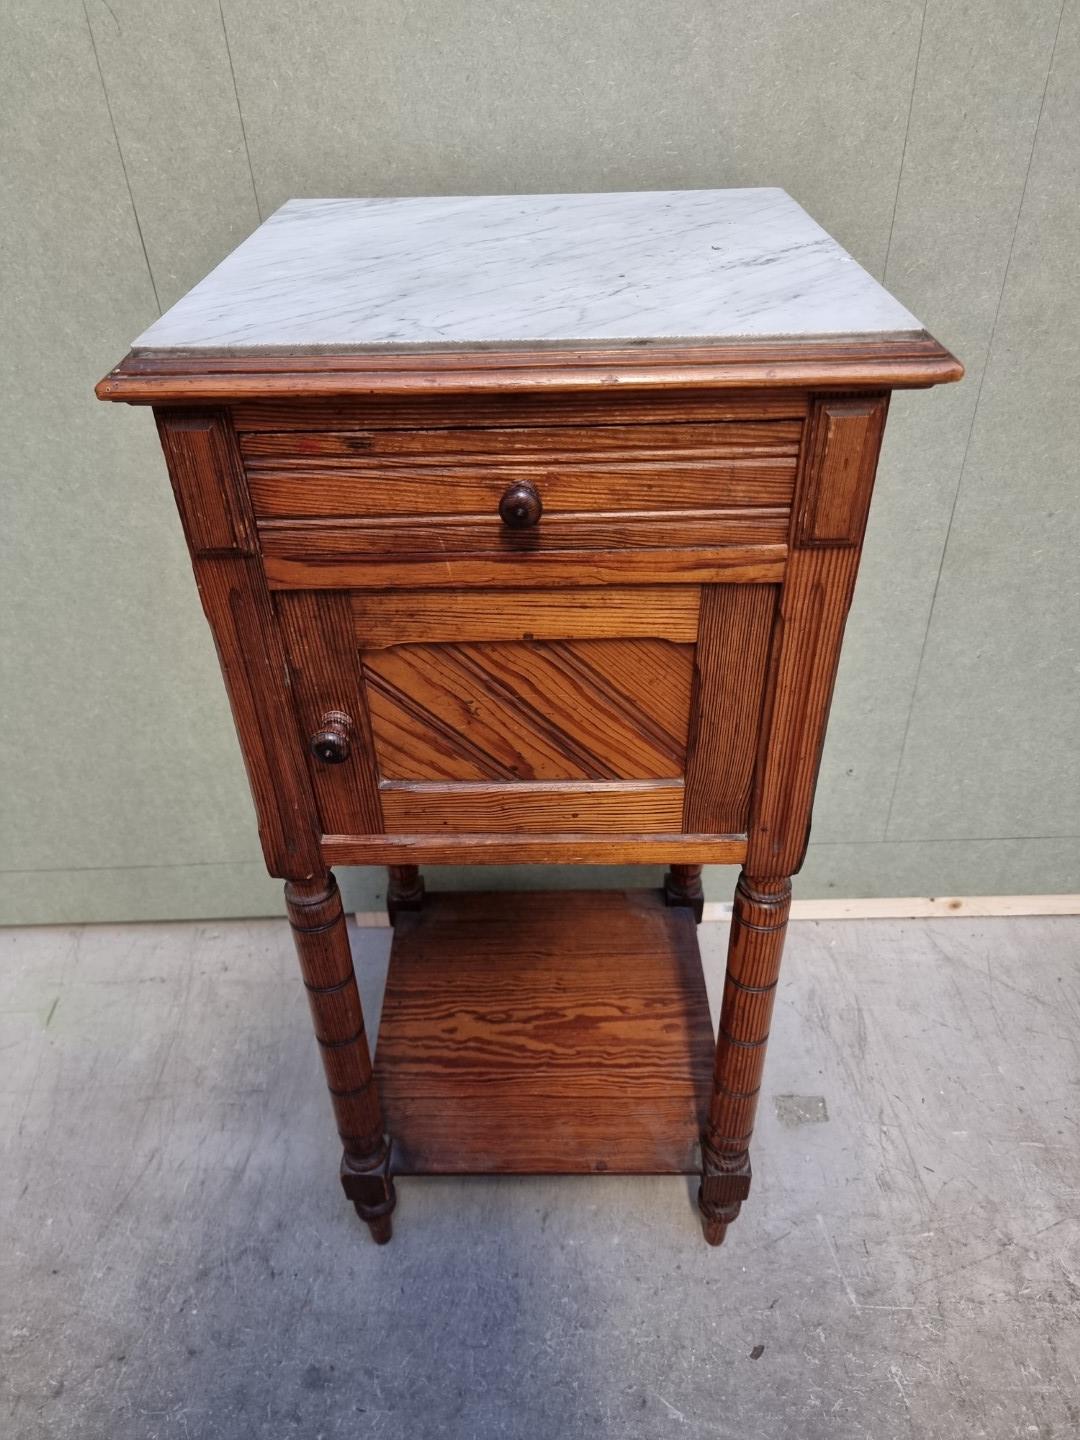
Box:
[375, 889, 714, 1175]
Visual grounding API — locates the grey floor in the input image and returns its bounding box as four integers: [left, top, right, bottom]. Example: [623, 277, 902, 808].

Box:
[2, 907, 1078, 1439]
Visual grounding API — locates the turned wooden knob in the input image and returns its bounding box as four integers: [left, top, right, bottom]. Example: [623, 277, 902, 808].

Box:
[310, 710, 352, 764]
[498, 481, 543, 529]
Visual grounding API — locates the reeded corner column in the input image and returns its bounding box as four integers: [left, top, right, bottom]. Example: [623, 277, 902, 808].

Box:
[699, 872, 792, 1245]
[285, 873, 396, 1243]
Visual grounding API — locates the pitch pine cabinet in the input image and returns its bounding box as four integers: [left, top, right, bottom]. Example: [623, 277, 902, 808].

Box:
[98, 190, 961, 1246]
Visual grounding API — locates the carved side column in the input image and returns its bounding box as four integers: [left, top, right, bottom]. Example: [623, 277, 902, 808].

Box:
[285, 873, 396, 1243]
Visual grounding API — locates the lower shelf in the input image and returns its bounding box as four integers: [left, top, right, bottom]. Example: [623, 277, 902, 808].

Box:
[374, 889, 714, 1175]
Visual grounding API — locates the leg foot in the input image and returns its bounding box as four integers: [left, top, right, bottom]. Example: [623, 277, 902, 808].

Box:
[701, 1214, 730, 1247]
[387, 865, 425, 923]
[341, 1144, 397, 1244]
[664, 863, 705, 922]
[698, 1143, 751, 1246]
[364, 1211, 394, 1245]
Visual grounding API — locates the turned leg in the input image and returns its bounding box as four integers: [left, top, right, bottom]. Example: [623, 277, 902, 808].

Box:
[386, 865, 425, 923]
[699, 871, 792, 1245]
[285, 873, 396, 1243]
[664, 863, 705, 922]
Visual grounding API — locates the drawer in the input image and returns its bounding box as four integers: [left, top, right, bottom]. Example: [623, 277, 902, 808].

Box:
[254, 438, 796, 592]
[242, 421, 801, 520]
[244, 398, 801, 589]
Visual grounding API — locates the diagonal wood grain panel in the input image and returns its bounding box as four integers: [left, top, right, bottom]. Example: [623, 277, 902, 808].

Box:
[363, 637, 695, 781]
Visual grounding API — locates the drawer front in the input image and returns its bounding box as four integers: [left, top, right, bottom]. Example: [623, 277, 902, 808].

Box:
[278, 582, 776, 842]
[242, 421, 800, 519]
[246, 397, 801, 590]
[257, 511, 789, 590]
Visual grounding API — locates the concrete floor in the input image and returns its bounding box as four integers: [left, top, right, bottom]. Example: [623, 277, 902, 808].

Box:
[2, 907, 1078, 1439]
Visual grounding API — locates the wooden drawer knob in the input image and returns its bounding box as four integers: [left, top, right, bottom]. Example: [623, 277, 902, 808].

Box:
[498, 481, 543, 529]
[310, 710, 353, 764]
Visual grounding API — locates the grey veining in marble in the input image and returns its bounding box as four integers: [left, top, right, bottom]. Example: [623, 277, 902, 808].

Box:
[130, 189, 925, 355]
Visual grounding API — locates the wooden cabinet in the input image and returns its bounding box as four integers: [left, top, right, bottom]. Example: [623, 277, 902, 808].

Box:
[228, 390, 794, 861]
[99, 190, 961, 1248]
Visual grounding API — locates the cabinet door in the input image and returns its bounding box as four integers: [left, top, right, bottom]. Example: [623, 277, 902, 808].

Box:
[279, 583, 776, 841]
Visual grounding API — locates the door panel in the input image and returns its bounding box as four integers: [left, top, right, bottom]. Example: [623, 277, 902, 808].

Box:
[279, 581, 777, 841]
[363, 638, 694, 782]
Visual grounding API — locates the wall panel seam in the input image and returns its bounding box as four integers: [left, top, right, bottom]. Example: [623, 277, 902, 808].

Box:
[880, 0, 930, 284]
[881, 0, 1069, 842]
[81, 0, 162, 314]
[218, 0, 263, 221]
[3, 832, 1079, 876]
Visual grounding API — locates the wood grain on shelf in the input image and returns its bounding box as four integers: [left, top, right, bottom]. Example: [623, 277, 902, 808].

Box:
[376, 890, 714, 1174]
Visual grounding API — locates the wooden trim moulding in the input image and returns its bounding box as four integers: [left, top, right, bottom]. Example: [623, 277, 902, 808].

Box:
[262, 547, 786, 591]
[96, 335, 963, 403]
[780, 893, 1080, 921]
[353, 893, 1080, 926]
[322, 833, 748, 866]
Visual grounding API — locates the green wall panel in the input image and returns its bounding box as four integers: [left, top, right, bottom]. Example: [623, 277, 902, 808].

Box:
[1, 0, 1076, 924]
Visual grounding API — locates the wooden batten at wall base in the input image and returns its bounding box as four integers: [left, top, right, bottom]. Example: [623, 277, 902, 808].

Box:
[781, 894, 1080, 921]
[353, 894, 1080, 926]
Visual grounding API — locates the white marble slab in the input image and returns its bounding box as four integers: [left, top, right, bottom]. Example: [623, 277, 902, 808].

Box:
[131, 189, 925, 355]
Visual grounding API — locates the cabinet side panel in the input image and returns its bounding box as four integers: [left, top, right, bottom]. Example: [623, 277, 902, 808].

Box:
[154, 407, 321, 879]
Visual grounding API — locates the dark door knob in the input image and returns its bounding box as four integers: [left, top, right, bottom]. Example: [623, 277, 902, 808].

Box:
[310, 710, 352, 764]
[498, 481, 543, 529]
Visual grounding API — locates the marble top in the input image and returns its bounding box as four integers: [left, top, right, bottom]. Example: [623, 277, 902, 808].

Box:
[131, 190, 925, 356]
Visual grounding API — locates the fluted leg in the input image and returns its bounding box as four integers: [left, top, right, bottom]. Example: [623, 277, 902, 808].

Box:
[285, 873, 396, 1243]
[386, 865, 425, 923]
[664, 863, 705, 922]
[699, 872, 792, 1245]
